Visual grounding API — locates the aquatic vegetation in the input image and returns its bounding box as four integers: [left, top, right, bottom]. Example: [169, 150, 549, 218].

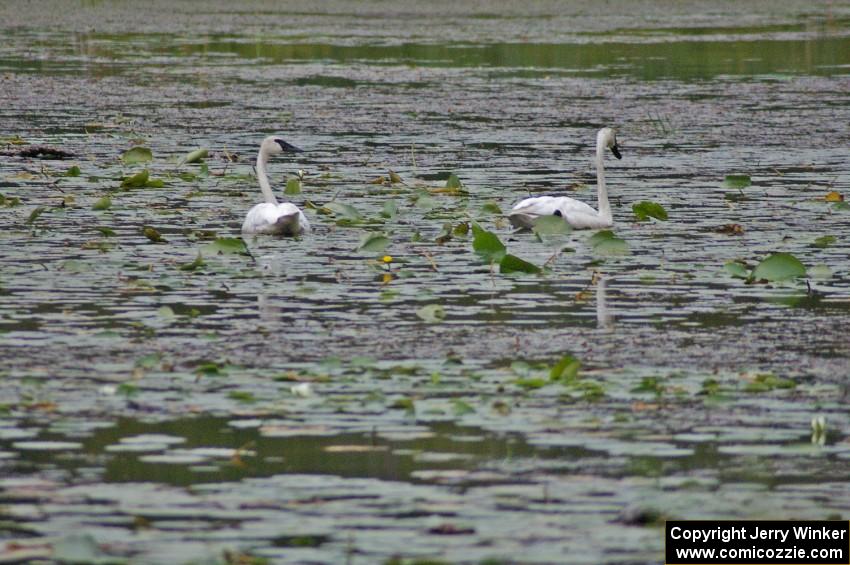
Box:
[751, 253, 807, 282]
[588, 230, 629, 255]
[632, 200, 668, 221]
[120, 146, 153, 164]
[180, 147, 208, 165]
[723, 174, 751, 188]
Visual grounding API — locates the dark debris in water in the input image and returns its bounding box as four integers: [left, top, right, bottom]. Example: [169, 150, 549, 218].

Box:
[3, 145, 76, 159]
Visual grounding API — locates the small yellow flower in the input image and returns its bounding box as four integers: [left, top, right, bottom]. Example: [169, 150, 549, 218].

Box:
[382, 273, 393, 285]
[382, 255, 393, 264]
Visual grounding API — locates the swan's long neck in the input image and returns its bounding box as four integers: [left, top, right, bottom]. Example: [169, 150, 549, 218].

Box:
[595, 141, 611, 223]
[256, 148, 277, 205]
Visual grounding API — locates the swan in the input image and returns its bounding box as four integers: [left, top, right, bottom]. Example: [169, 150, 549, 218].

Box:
[508, 127, 622, 230]
[241, 136, 310, 236]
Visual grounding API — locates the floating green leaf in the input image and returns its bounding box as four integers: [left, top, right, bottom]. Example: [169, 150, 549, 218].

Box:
[415, 194, 437, 210]
[533, 215, 572, 236]
[453, 222, 469, 236]
[809, 264, 833, 280]
[589, 230, 629, 255]
[196, 361, 223, 376]
[479, 201, 502, 215]
[833, 201, 850, 212]
[724, 174, 751, 188]
[515, 377, 547, 390]
[381, 199, 398, 219]
[181, 148, 208, 164]
[416, 303, 445, 323]
[204, 237, 249, 255]
[96, 226, 116, 237]
[92, 196, 112, 211]
[550, 354, 581, 381]
[228, 391, 257, 403]
[284, 177, 302, 195]
[499, 254, 541, 274]
[179, 253, 206, 271]
[452, 399, 475, 416]
[813, 235, 836, 248]
[357, 232, 390, 253]
[724, 260, 750, 279]
[52, 534, 116, 565]
[65, 165, 81, 177]
[121, 146, 153, 164]
[157, 305, 176, 319]
[445, 173, 463, 189]
[752, 252, 806, 282]
[745, 372, 796, 392]
[0, 194, 21, 207]
[632, 200, 668, 221]
[324, 201, 361, 221]
[26, 206, 46, 225]
[142, 226, 164, 243]
[471, 223, 506, 263]
[121, 169, 150, 188]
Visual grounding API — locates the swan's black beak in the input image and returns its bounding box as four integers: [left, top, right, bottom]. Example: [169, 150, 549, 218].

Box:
[276, 140, 303, 153]
[611, 143, 622, 159]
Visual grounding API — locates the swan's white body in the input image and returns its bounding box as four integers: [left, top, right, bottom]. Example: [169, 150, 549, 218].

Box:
[242, 136, 310, 236]
[509, 128, 621, 230]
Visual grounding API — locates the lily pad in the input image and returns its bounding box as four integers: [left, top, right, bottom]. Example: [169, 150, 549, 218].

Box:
[52, 534, 121, 565]
[181, 147, 208, 164]
[471, 223, 506, 263]
[120, 169, 149, 188]
[724, 174, 751, 188]
[809, 264, 833, 280]
[92, 196, 112, 211]
[480, 201, 502, 215]
[533, 215, 572, 236]
[632, 201, 668, 221]
[416, 304, 446, 323]
[589, 230, 629, 255]
[204, 237, 249, 255]
[121, 146, 153, 164]
[284, 177, 302, 195]
[499, 254, 541, 274]
[143, 226, 164, 243]
[357, 232, 390, 253]
[724, 260, 750, 279]
[445, 173, 463, 189]
[179, 253, 206, 271]
[26, 206, 46, 225]
[550, 354, 581, 381]
[813, 235, 836, 248]
[752, 252, 806, 282]
[381, 199, 398, 219]
[324, 201, 362, 221]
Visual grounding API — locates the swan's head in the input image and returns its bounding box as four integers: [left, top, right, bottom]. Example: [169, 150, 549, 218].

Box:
[261, 135, 303, 156]
[597, 127, 622, 159]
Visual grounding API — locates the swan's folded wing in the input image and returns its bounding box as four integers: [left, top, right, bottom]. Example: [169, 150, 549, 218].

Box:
[243, 202, 308, 235]
[243, 203, 279, 233]
[510, 196, 560, 216]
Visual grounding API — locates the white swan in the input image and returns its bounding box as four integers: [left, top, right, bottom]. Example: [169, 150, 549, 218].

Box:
[241, 136, 310, 236]
[509, 127, 622, 230]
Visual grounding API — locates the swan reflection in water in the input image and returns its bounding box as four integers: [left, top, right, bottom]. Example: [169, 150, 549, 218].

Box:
[595, 273, 615, 330]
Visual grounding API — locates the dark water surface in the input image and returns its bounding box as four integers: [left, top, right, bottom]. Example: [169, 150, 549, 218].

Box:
[1, 0, 849, 563]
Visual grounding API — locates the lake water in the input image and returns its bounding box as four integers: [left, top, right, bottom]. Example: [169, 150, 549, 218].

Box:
[1, 1, 849, 563]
